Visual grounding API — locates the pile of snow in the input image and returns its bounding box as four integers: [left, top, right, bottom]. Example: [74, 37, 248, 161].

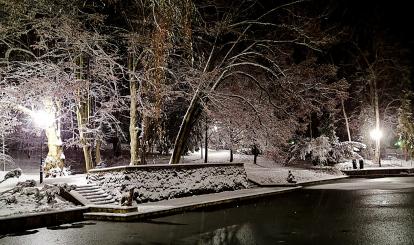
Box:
[0, 180, 78, 217]
[47, 166, 72, 177]
[88, 165, 250, 203]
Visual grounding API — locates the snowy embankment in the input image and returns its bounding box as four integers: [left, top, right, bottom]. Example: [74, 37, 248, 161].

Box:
[336, 158, 414, 170]
[0, 171, 78, 217]
[88, 163, 250, 203]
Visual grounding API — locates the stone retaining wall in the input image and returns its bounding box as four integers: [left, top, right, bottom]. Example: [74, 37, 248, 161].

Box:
[88, 163, 250, 203]
[342, 167, 414, 177]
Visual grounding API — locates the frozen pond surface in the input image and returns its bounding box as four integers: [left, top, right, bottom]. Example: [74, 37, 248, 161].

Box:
[2, 177, 414, 245]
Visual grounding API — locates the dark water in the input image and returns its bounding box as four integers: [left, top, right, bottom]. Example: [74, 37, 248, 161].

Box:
[2, 177, 414, 245]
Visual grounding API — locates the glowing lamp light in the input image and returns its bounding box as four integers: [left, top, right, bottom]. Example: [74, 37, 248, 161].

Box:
[32, 110, 54, 129]
[213, 125, 218, 131]
[370, 128, 383, 141]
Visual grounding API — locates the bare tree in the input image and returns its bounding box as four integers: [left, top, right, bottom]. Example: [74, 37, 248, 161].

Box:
[0, 0, 126, 172]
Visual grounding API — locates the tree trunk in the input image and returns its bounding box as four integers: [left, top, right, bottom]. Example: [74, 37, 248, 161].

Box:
[112, 136, 121, 157]
[200, 141, 203, 159]
[76, 55, 93, 172]
[95, 138, 102, 164]
[204, 117, 208, 163]
[341, 99, 352, 142]
[15, 102, 65, 174]
[169, 89, 201, 164]
[2, 132, 5, 171]
[42, 100, 64, 175]
[374, 80, 381, 167]
[309, 113, 313, 139]
[139, 116, 150, 165]
[43, 125, 64, 172]
[229, 129, 234, 162]
[129, 55, 140, 165]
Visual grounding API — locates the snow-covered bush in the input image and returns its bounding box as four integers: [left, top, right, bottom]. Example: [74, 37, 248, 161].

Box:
[331, 141, 366, 162]
[289, 136, 366, 165]
[0, 153, 16, 171]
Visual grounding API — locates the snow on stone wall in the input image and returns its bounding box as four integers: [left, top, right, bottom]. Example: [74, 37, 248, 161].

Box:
[88, 163, 250, 203]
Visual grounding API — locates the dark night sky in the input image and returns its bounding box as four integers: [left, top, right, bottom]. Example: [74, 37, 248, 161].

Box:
[329, 0, 414, 47]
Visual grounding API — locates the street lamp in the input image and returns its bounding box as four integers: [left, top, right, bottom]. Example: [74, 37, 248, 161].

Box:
[32, 110, 54, 184]
[370, 128, 382, 167]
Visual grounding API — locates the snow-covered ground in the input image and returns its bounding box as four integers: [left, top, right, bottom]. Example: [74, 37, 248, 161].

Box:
[0, 176, 79, 217]
[0, 189, 77, 217]
[0, 171, 87, 193]
[182, 149, 345, 185]
[0, 171, 87, 217]
[183, 149, 414, 184]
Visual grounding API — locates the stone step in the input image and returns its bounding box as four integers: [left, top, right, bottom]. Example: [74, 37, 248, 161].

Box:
[75, 186, 101, 191]
[86, 195, 114, 202]
[82, 191, 108, 198]
[68, 190, 92, 206]
[85, 195, 113, 201]
[76, 184, 98, 188]
[71, 185, 118, 206]
[76, 189, 102, 194]
[92, 199, 117, 205]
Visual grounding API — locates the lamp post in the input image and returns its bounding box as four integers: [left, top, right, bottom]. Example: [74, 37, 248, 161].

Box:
[32, 110, 55, 184]
[370, 128, 382, 167]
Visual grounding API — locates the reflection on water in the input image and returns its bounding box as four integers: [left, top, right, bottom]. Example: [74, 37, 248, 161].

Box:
[47, 222, 96, 230]
[181, 223, 256, 245]
[0, 229, 39, 239]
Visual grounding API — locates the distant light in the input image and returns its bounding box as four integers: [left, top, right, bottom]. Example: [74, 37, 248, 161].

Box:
[32, 110, 54, 129]
[213, 125, 218, 131]
[370, 129, 382, 140]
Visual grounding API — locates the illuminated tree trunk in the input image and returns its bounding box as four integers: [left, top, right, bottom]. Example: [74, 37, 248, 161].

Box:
[169, 87, 202, 164]
[341, 99, 352, 142]
[44, 124, 64, 173]
[129, 54, 141, 165]
[373, 80, 381, 167]
[76, 55, 93, 171]
[140, 10, 170, 164]
[42, 100, 64, 175]
[15, 102, 64, 174]
[77, 101, 93, 171]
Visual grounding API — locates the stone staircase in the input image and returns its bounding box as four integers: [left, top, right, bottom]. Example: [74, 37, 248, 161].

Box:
[73, 184, 117, 205]
[68, 184, 140, 221]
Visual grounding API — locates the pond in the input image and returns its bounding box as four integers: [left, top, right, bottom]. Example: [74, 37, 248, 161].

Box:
[2, 177, 414, 245]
